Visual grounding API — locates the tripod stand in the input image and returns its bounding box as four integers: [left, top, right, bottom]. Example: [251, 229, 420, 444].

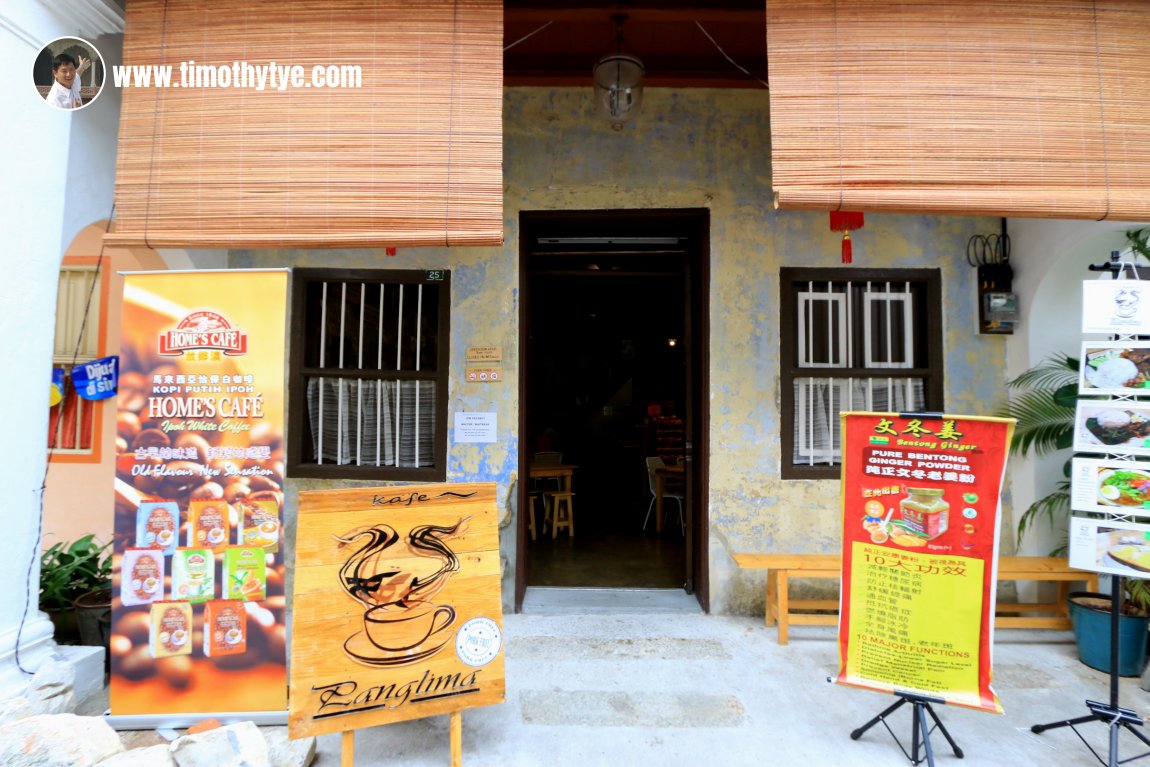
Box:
[850, 692, 964, 766]
[1030, 577, 1150, 767]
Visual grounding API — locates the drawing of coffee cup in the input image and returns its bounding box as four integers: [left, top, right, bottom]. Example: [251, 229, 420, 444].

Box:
[225, 628, 243, 644]
[362, 603, 455, 654]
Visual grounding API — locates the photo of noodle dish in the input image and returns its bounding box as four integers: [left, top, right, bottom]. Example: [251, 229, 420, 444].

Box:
[1082, 344, 1150, 393]
[1097, 468, 1150, 508]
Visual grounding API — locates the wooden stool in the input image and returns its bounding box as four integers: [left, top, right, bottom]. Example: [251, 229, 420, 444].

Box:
[550, 491, 575, 538]
[527, 492, 547, 540]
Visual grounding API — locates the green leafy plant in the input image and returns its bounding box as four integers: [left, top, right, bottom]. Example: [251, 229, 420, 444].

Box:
[39, 534, 112, 611]
[1001, 353, 1079, 549]
[1125, 229, 1150, 263]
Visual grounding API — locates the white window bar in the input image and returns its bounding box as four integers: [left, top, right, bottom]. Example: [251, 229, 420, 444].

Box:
[318, 282, 328, 464]
[376, 284, 384, 467]
[846, 280, 853, 371]
[797, 289, 847, 367]
[415, 284, 423, 467]
[337, 282, 347, 465]
[395, 285, 404, 466]
[357, 283, 365, 467]
[862, 283, 914, 369]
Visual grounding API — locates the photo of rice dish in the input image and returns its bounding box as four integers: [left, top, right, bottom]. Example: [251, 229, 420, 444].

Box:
[1083, 346, 1150, 391]
[1083, 408, 1150, 447]
[1086, 357, 1140, 389]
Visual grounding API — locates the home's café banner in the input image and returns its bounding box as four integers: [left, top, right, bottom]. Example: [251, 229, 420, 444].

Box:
[289, 483, 505, 738]
[835, 412, 1014, 714]
[110, 270, 288, 721]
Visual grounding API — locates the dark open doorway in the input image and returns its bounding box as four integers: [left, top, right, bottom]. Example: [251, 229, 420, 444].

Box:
[516, 209, 709, 613]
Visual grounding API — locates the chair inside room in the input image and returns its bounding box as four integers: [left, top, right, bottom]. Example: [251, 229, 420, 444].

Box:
[643, 455, 685, 535]
[529, 451, 564, 538]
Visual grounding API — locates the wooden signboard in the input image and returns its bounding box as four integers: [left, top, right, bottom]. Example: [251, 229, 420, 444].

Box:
[289, 483, 505, 740]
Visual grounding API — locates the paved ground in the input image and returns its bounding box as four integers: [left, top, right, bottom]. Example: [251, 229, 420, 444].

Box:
[87, 588, 1150, 766]
[312, 589, 1150, 767]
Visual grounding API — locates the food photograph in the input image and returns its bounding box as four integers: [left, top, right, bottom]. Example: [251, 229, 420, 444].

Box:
[1080, 343, 1150, 395]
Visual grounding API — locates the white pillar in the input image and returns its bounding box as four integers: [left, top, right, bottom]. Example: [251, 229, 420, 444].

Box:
[0, 2, 123, 698]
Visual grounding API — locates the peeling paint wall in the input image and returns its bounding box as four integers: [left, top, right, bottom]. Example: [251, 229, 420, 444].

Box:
[235, 87, 1010, 615]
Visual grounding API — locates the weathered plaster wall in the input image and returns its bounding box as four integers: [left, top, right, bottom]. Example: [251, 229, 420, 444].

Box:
[504, 88, 1008, 614]
[237, 87, 1009, 615]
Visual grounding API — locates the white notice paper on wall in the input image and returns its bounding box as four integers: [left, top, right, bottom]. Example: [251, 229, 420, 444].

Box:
[455, 412, 497, 443]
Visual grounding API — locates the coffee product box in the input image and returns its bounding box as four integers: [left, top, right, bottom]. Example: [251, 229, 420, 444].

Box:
[236, 498, 280, 553]
[149, 601, 193, 658]
[170, 547, 215, 603]
[187, 499, 231, 552]
[135, 500, 178, 555]
[222, 546, 267, 602]
[120, 548, 165, 606]
[203, 599, 247, 657]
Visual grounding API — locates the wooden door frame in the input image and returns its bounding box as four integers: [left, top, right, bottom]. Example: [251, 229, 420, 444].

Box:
[515, 208, 710, 613]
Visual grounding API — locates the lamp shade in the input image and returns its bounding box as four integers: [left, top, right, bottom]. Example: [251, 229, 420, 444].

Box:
[593, 53, 644, 130]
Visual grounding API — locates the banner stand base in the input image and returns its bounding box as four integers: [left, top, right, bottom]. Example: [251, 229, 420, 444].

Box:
[850, 692, 963, 766]
[1031, 700, 1150, 767]
[1032, 578, 1150, 767]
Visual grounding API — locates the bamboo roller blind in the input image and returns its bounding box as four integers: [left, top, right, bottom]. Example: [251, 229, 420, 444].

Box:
[766, 0, 1150, 220]
[107, 0, 503, 248]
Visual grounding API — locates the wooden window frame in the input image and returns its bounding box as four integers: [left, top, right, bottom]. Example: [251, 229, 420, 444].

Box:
[780, 267, 944, 480]
[286, 268, 450, 482]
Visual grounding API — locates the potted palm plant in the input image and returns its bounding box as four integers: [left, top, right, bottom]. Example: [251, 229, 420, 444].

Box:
[39, 534, 112, 646]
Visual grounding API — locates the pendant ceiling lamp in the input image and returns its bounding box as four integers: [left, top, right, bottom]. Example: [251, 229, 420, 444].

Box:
[593, 14, 644, 130]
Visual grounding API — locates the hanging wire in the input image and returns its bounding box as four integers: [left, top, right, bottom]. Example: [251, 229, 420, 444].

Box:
[504, 20, 554, 52]
[965, 234, 1011, 268]
[694, 21, 769, 90]
[16, 208, 114, 674]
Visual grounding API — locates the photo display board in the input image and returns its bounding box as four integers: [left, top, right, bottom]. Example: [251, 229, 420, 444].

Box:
[111, 270, 288, 719]
[835, 412, 1014, 713]
[289, 483, 505, 739]
[1069, 275, 1150, 579]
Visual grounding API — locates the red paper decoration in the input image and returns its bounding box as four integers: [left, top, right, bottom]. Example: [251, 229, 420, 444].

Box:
[829, 211, 865, 264]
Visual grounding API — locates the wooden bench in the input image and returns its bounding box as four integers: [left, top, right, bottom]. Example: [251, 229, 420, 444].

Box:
[732, 553, 1099, 645]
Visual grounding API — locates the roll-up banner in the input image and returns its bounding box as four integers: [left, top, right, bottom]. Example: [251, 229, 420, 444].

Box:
[835, 412, 1015, 714]
[109, 270, 288, 726]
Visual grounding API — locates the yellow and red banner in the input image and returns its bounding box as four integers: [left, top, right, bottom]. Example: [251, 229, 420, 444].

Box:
[110, 270, 288, 721]
[835, 412, 1014, 714]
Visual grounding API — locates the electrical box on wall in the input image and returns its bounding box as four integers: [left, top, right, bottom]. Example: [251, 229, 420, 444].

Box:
[977, 263, 1017, 334]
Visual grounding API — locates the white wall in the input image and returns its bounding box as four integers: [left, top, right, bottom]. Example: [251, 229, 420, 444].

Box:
[0, 2, 121, 696]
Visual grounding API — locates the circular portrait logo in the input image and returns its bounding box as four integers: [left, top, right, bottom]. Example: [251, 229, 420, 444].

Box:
[455, 617, 502, 667]
[34, 37, 105, 111]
